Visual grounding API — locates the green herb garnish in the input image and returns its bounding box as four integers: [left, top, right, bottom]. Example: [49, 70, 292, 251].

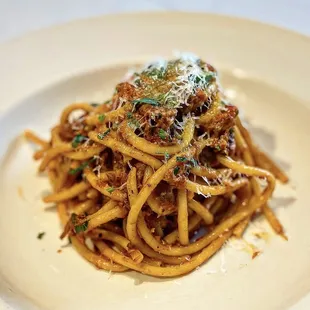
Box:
[214, 145, 221, 151]
[68, 158, 95, 175]
[98, 114, 105, 123]
[158, 129, 167, 140]
[74, 221, 88, 233]
[132, 98, 159, 108]
[175, 156, 198, 167]
[173, 166, 180, 176]
[129, 119, 140, 129]
[71, 213, 88, 233]
[97, 129, 111, 140]
[156, 94, 165, 103]
[203, 74, 214, 84]
[68, 162, 89, 175]
[134, 78, 141, 87]
[72, 134, 86, 148]
[164, 152, 170, 161]
[90, 103, 100, 107]
[106, 187, 115, 193]
[190, 158, 198, 167]
[37, 232, 45, 240]
[189, 72, 214, 86]
[144, 67, 166, 79]
[127, 112, 140, 128]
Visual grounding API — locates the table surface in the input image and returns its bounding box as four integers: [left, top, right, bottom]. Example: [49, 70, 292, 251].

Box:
[0, 1, 309, 309]
[0, 0, 309, 43]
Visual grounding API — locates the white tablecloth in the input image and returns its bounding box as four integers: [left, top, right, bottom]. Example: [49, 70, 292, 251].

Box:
[0, 0, 309, 43]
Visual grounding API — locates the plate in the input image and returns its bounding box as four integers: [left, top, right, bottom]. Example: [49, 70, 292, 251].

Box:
[0, 12, 310, 310]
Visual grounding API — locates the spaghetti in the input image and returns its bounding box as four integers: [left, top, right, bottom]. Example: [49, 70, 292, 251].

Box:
[26, 55, 289, 277]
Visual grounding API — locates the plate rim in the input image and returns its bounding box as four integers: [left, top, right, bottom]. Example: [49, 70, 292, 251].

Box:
[1, 11, 309, 47]
[0, 11, 310, 310]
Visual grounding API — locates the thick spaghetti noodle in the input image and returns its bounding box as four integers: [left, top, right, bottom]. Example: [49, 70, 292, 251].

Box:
[25, 55, 289, 277]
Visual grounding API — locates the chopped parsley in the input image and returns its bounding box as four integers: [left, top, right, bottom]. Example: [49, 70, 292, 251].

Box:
[156, 94, 166, 103]
[173, 166, 180, 176]
[132, 98, 159, 108]
[189, 72, 214, 85]
[74, 221, 88, 233]
[175, 156, 198, 168]
[98, 114, 105, 123]
[204, 74, 214, 84]
[143, 67, 166, 79]
[71, 134, 86, 148]
[37, 232, 45, 240]
[214, 145, 221, 151]
[190, 158, 198, 167]
[164, 152, 170, 161]
[158, 129, 167, 140]
[127, 112, 133, 119]
[69, 162, 89, 175]
[127, 113, 140, 128]
[71, 213, 88, 233]
[134, 78, 141, 87]
[106, 187, 115, 193]
[155, 151, 170, 161]
[97, 129, 111, 140]
[68, 158, 95, 175]
[129, 121, 140, 130]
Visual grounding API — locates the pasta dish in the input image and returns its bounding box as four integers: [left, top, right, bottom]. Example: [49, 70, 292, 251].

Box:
[25, 55, 288, 277]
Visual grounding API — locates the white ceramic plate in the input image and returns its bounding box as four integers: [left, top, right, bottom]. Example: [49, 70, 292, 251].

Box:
[0, 12, 310, 310]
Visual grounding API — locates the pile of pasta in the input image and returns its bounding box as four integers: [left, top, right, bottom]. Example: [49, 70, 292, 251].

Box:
[25, 56, 288, 277]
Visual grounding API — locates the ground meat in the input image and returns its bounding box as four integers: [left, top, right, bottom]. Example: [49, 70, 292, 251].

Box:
[198, 131, 231, 166]
[112, 82, 140, 110]
[145, 213, 172, 233]
[138, 105, 177, 129]
[105, 170, 127, 188]
[206, 105, 238, 134]
[165, 166, 187, 189]
[135, 163, 147, 189]
[59, 123, 76, 141]
[112, 152, 127, 173]
[137, 105, 177, 144]
[183, 89, 208, 114]
[59, 118, 90, 142]
[153, 183, 177, 214]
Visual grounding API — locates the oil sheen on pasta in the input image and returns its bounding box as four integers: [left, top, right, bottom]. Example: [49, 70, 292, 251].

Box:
[25, 54, 289, 278]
